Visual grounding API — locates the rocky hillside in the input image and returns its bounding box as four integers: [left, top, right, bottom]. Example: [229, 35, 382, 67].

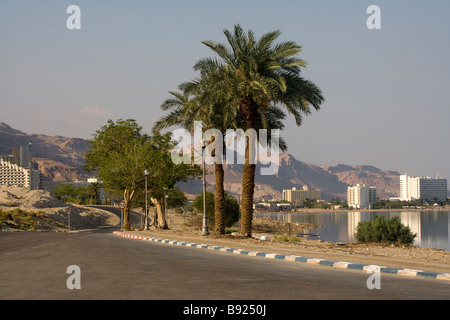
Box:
[1, 122, 402, 200]
[320, 164, 400, 200]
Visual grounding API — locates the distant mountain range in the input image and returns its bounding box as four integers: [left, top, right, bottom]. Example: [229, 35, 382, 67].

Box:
[178, 154, 400, 201]
[0, 122, 401, 200]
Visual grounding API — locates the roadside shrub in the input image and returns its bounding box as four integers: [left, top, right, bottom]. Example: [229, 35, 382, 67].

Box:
[192, 191, 240, 228]
[224, 227, 239, 234]
[0, 208, 35, 230]
[274, 234, 301, 243]
[29, 211, 46, 219]
[274, 234, 289, 242]
[355, 216, 416, 245]
[11, 208, 26, 217]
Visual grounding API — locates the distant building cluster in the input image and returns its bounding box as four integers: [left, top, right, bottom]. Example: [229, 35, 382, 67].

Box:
[0, 144, 41, 190]
[282, 186, 321, 205]
[396, 173, 447, 202]
[69, 177, 102, 187]
[347, 184, 377, 209]
[254, 201, 292, 212]
[254, 185, 322, 212]
[68, 177, 106, 202]
[347, 172, 448, 208]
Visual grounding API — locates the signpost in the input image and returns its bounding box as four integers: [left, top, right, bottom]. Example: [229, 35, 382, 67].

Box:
[118, 201, 126, 231]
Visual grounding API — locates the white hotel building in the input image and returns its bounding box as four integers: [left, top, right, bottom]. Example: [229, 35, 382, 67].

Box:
[347, 184, 377, 209]
[0, 159, 41, 190]
[0, 145, 41, 190]
[399, 173, 447, 201]
[282, 185, 321, 205]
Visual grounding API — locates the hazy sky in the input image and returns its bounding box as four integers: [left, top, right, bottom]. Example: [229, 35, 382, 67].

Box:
[1, 1, 449, 181]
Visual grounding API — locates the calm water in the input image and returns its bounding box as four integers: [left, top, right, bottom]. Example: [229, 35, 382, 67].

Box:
[256, 210, 450, 251]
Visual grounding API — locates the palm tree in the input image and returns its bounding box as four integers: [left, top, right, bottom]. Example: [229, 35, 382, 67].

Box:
[154, 72, 288, 234]
[195, 24, 325, 237]
[153, 79, 233, 234]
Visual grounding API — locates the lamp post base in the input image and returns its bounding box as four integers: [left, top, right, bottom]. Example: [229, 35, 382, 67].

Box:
[201, 227, 210, 236]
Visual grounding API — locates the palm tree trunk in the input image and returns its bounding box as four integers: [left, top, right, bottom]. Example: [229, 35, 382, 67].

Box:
[214, 162, 225, 234]
[240, 149, 255, 237]
[240, 98, 258, 237]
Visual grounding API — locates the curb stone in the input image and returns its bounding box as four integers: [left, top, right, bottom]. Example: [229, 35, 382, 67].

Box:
[113, 231, 450, 282]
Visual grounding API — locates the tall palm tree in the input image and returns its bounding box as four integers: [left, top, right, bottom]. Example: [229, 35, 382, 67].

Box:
[153, 79, 234, 234]
[195, 24, 324, 237]
[154, 72, 288, 234]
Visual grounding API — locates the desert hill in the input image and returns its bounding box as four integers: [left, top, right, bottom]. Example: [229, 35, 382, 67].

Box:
[320, 164, 400, 200]
[1, 122, 400, 200]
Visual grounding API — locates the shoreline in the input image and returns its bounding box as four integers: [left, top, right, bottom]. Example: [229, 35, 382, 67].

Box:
[255, 208, 450, 252]
[121, 213, 450, 275]
[256, 207, 450, 214]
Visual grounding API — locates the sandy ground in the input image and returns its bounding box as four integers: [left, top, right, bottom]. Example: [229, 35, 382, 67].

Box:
[127, 210, 450, 274]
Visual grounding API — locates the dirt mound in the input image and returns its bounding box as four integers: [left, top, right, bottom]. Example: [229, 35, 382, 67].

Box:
[0, 186, 118, 231]
[23, 189, 65, 208]
[0, 187, 65, 208]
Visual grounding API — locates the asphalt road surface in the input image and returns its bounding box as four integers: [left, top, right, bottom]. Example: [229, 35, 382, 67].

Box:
[1, 225, 449, 302]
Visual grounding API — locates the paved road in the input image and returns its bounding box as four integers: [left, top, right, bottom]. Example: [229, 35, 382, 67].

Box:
[1, 228, 449, 302]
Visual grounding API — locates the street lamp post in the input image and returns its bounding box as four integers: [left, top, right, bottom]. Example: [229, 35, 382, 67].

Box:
[201, 139, 210, 236]
[144, 169, 149, 230]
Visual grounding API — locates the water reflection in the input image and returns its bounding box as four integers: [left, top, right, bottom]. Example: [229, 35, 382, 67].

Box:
[256, 210, 450, 251]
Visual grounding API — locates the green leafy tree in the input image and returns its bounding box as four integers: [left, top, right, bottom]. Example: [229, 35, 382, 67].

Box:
[166, 187, 188, 209]
[329, 198, 342, 207]
[85, 119, 200, 230]
[88, 181, 102, 205]
[144, 132, 201, 229]
[223, 193, 240, 228]
[355, 216, 417, 245]
[192, 191, 215, 224]
[302, 198, 315, 208]
[193, 25, 324, 236]
[52, 183, 77, 202]
[76, 185, 91, 204]
[192, 191, 240, 229]
[84, 119, 148, 230]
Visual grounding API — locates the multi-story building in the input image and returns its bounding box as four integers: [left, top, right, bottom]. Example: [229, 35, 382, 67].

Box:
[399, 173, 447, 201]
[347, 184, 377, 209]
[282, 185, 321, 205]
[0, 145, 41, 190]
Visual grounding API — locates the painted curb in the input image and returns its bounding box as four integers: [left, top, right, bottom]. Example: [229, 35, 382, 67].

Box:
[113, 231, 450, 282]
